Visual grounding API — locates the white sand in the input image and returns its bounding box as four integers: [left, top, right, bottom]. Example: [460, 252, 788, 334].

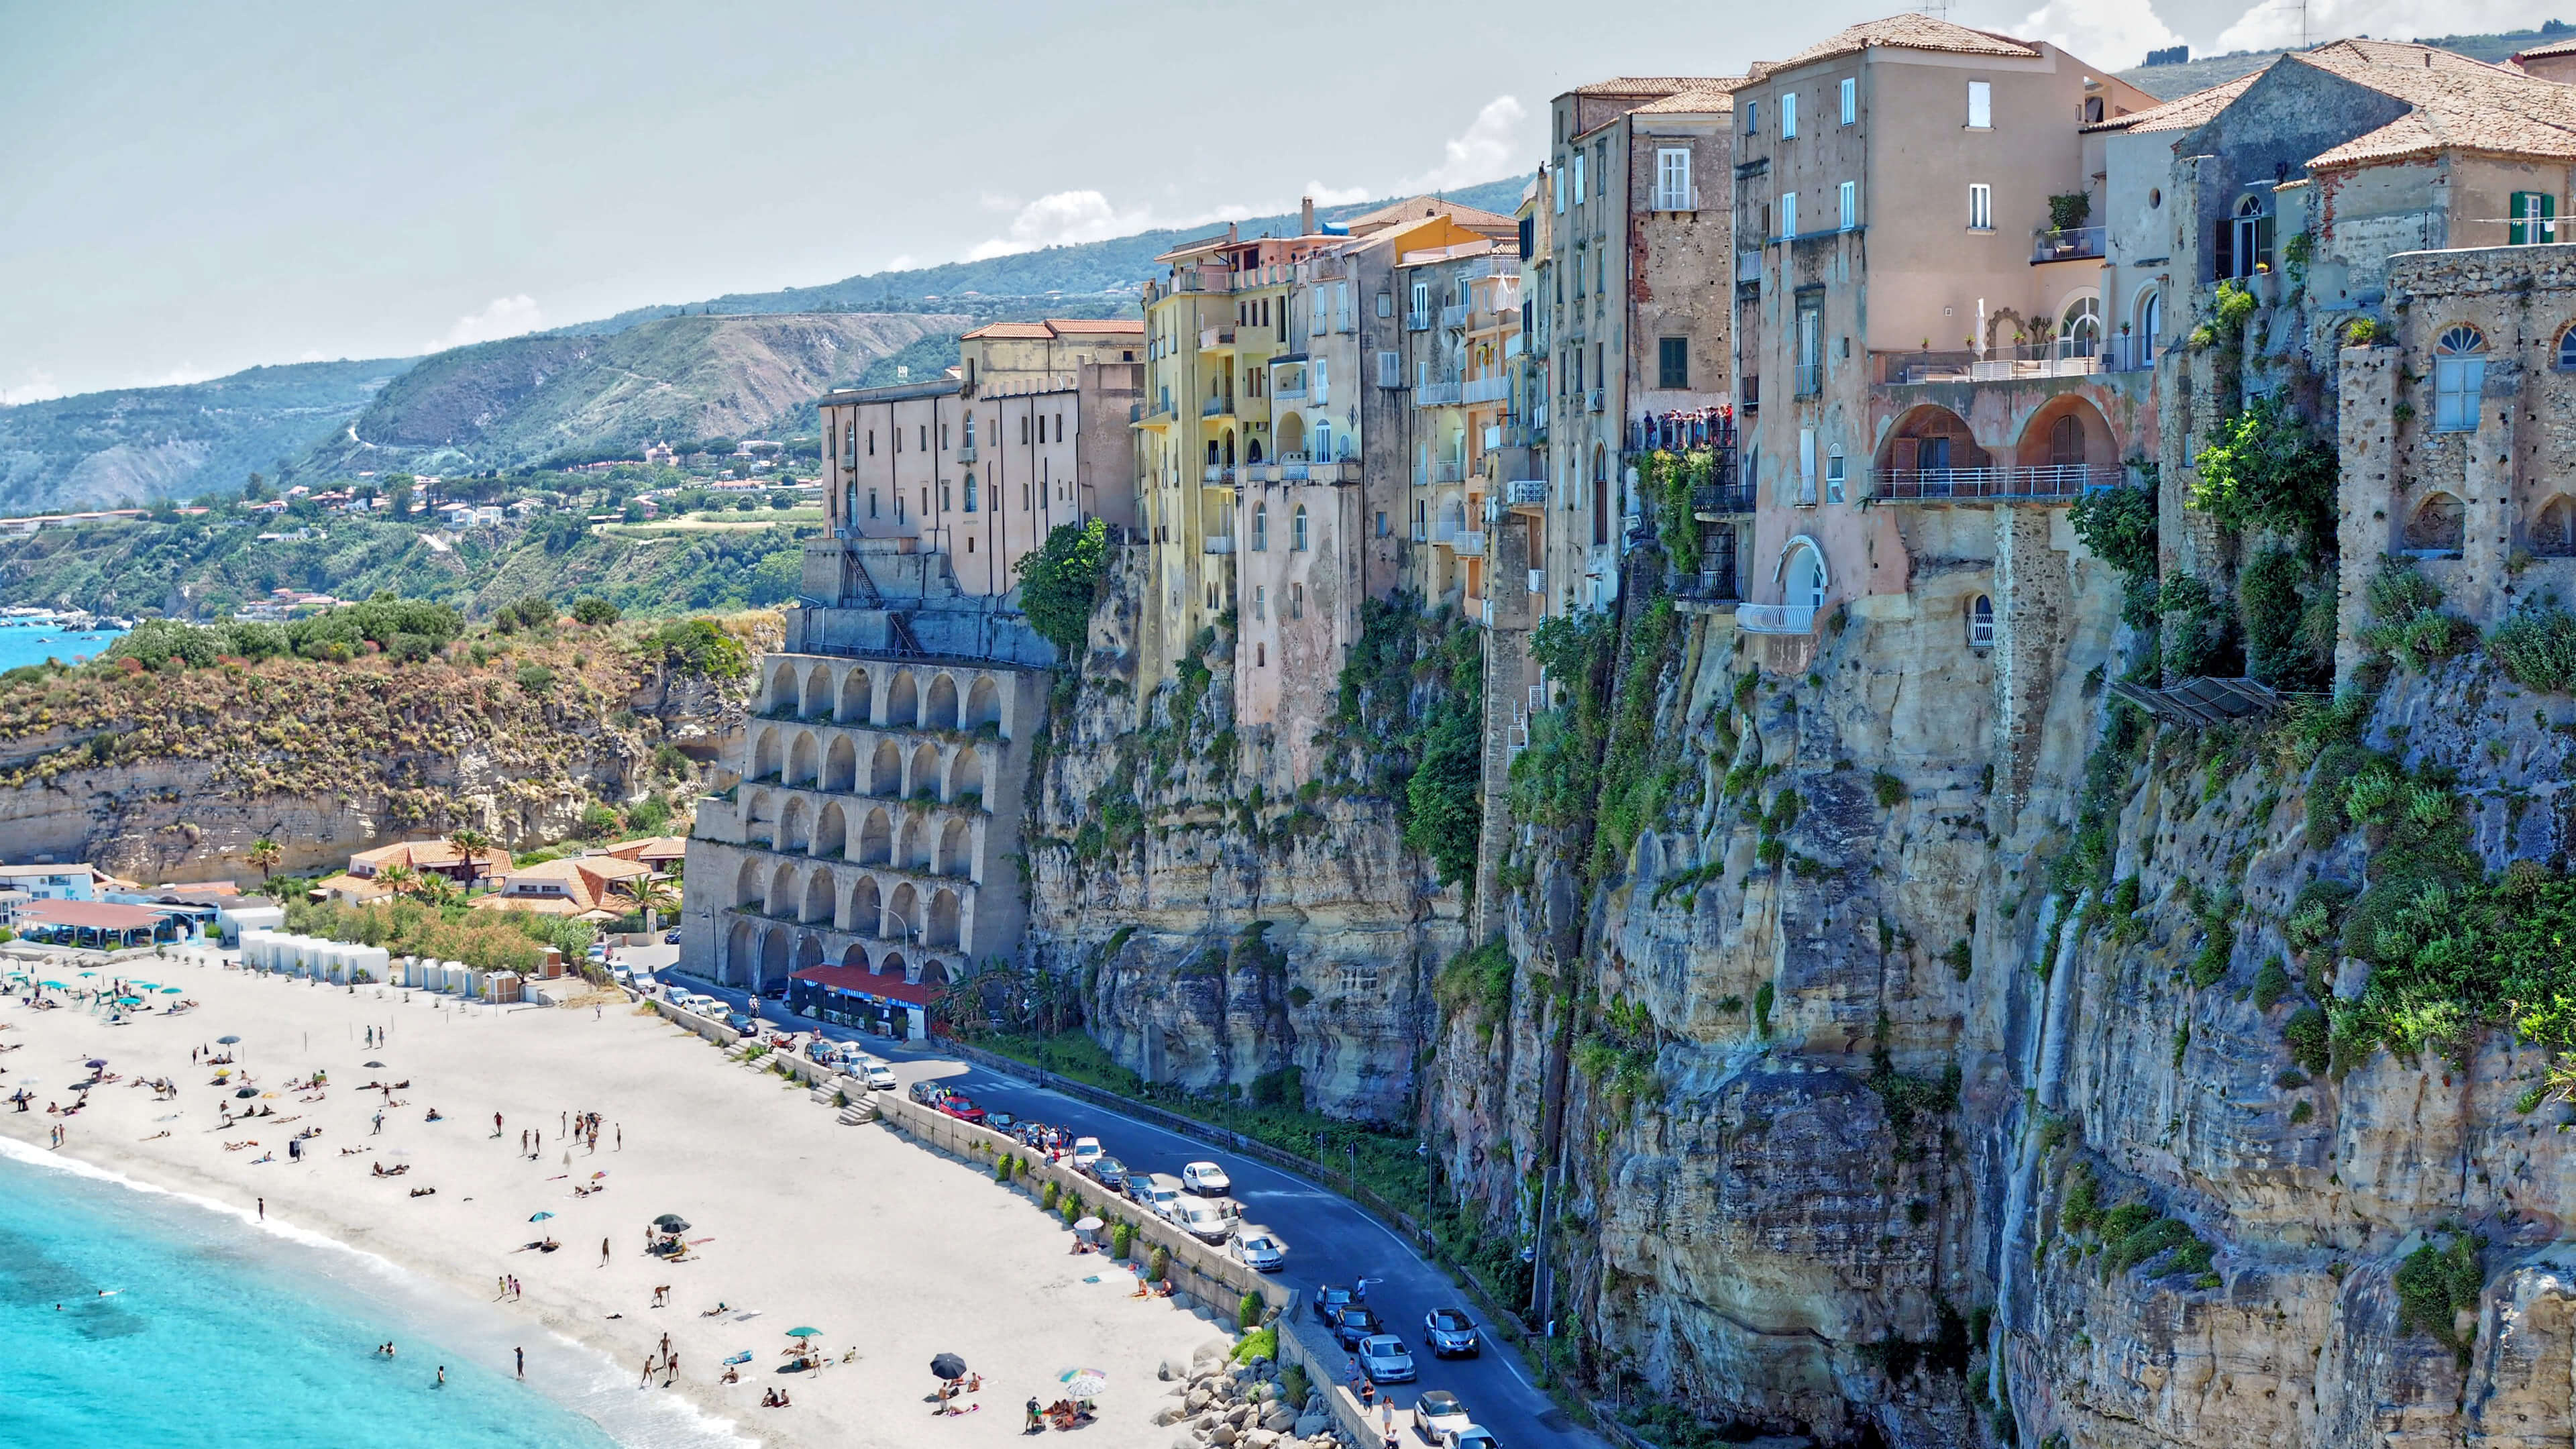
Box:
[0, 962, 1226, 1448]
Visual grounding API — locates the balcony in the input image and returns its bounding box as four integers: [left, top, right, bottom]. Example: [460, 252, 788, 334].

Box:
[1587, 388, 1605, 413]
[1741, 376, 1760, 413]
[1692, 482, 1757, 515]
[1431, 521, 1485, 553]
[2031, 225, 2107, 265]
[1874, 464, 2125, 502]
[1273, 380, 1306, 400]
[1735, 252, 1763, 282]
[1200, 325, 1238, 351]
[1202, 396, 1234, 418]
[1203, 535, 1237, 554]
[1651, 187, 1703, 213]
[1794, 363, 1822, 397]
[1452, 531, 1486, 555]
[1736, 602, 1819, 634]
[1460, 376, 1511, 405]
[1672, 568, 1741, 604]
[1630, 415, 1739, 453]
[956, 443, 977, 463]
[1440, 303, 1470, 330]
[1507, 479, 1549, 506]
[1413, 381, 1462, 407]
[1406, 311, 1432, 331]
[1432, 458, 1466, 486]
[1876, 337, 2148, 385]
[1203, 464, 1230, 484]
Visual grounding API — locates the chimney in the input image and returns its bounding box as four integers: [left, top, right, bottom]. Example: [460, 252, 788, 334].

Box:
[1301, 195, 1316, 235]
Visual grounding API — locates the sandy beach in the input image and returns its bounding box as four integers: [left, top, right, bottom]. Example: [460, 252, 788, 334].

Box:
[0, 959, 1228, 1448]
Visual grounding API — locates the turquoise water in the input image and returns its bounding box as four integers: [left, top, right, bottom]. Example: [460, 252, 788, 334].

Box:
[0, 1145, 744, 1449]
[0, 627, 124, 672]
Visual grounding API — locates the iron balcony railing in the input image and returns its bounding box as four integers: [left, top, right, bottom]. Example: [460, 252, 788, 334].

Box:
[1736, 602, 1819, 634]
[1200, 325, 1237, 350]
[1692, 482, 1757, 514]
[1629, 415, 1739, 453]
[1460, 376, 1511, 405]
[1874, 464, 2125, 502]
[2030, 225, 2108, 264]
[1440, 303, 1470, 329]
[1203, 535, 1236, 554]
[1406, 311, 1432, 331]
[1795, 362, 1822, 397]
[1202, 396, 1234, 417]
[1507, 479, 1548, 505]
[1877, 335, 2153, 384]
[1652, 186, 1703, 213]
[1413, 382, 1462, 407]
[956, 443, 977, 463]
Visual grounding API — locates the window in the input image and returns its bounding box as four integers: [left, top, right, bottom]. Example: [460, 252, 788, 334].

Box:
[2512, 191, 2559, 245]
[2433, 325, 2486, 433]
[1969, 596, 1996, 649]
[1292, 504, 1309, 551]
[1572, 152, 1585, 205]
[1745, 99, 1758, 135]
[1312, 292, 1328, 335]
[1254, 585, 1267, 620]
[1968, 183, 1992, 231]
[2061, 295, 2102, 357]
[1379, 350, 1401, 387]
[1781, 91, 1797, 138]
[869, 488, 879, 519]
[1252, 503, 1269, 551]
[1291, 582, 1305, 619]
[2558, 326, 2576, 371]
[1377, 291, 1393, 318]
[1656, 148, 1693, 210]
[1826, 449, 1845, 504]
[1554, 163, 1566, 213]
[1336, 281, 1350, 330]
[868, 429, 876, 455]
[1796, 301, 1821, 396]
[1315, 419, 1333, 460]
[1837, 180, 1857, 231]
[1780, 191, 1799, 240]
[1839, 77, 1856, 125]
[1967, 80, 1992, 129]
[1412, 280, 1430, 318]
[1797, 427, 1817, 507]
[1312, 358, 1328, 405]
[1658, 337, 1688, 389]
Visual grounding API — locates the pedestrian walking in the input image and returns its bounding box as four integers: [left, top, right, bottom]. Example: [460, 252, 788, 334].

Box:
[516, 1346, 525, 1378]
[616, 1124, 622, 1151]
[601, 1237, 611, 1267]
[257, 1197, 264, 1222]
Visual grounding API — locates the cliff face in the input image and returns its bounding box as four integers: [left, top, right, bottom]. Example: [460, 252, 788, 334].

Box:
[0, 641, 747, 879]
[1019, 549, 1468, 1120]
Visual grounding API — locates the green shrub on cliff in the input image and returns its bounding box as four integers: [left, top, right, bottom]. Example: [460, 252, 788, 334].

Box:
[2394, 1232, 2483, 1363]
[1013, 518, 1108, 662]
[2488, 604, 2576, 693]
[2187, 394, 2337, 549]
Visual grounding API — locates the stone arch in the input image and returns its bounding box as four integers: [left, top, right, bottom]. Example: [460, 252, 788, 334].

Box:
[948, 745, 986, 804]
[1878, 402, 1989, 478]
[837, 666, 873, 724]
[936, 816, 973, 877]
[794, 932, 825, 971]
[885, 671, 920, 727]
[750, 726, 783, 782]
[918, 958, 950, 987]
[724, 917, 758, 987]
[898, 814, 932, 871]
[813, 801, 848, 860]
[787, 730, 820, 787]
[857, 807, 894, 866]
[1969, 594, 1996, 649]
[847, 875, 881, 934]
[926, 888, 961, 949]
[759, 926, 791, 991]
[2408, 492, 2465, 555]
[2535, 495, 2576, 557]
[801, 662, 833, 718]
[964, 676, 1001, 733]
[839, 942, 871, 970]
[764, 661, 799, 713]
[924, 673, 961, 730]
[800, 868, 836, 924]
[887, 882, 921, 941]
[768, 861, 801, 918]
[908, 742, 941, 799]
[2012, 394, 2115, 471]
[734, 857, 769, 910]
[777, 795, 811, 853]
[1277, 412, 1306, 456]
[1777, 537, 1828, 610]
[822, 735, 857, 792]
[870, 739, 902, 796]
[879, 951, 908, 979]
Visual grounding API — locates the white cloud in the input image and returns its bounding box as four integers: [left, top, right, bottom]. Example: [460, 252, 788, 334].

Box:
[2216, 0, 2555, 51]
[0, 368, 64, 407]
[2023, 0, 2182, 68]
[965, 191, 1156, 261]
[427, 294, 543, 352]
[1403, 96, 1531, 193]
[1301, 181, 1374, 208]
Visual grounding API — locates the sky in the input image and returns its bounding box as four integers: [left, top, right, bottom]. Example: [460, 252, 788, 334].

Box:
[0, 0, 2550, 403]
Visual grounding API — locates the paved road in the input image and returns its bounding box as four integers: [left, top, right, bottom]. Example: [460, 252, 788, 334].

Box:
[649, 965, 1587, 1449]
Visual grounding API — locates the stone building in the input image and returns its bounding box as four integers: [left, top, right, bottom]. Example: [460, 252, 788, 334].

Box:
[1394, 235, 1519, 613]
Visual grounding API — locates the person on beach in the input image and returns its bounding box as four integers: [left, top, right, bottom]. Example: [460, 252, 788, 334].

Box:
[641, 1355, 655, 1387]
[436, 1366, 445, 1388]
[616, 1124, 622, 1151]
[256, 1197, 264, 1222]
[516, 1346, 525, 1378]
[1026, 1397, 1044, 1434]
[601, 1238, 610, 1267]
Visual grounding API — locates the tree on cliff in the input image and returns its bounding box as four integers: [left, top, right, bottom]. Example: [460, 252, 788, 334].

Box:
[1014, 518, 1108, 663]
[248, 837, 281, 880]
[445, 827, 495, 884]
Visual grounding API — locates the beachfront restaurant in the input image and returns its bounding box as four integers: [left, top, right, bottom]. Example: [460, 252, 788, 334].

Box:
[787, 965, 930, 1042]
[13, 898, 191, 949]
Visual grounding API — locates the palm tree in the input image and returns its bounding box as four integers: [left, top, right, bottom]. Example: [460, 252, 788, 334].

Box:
[446, 827, 494, 885]
[248, 837, 282, 881]
[374, 863, 418, 898]
[632, 876, 681, 934]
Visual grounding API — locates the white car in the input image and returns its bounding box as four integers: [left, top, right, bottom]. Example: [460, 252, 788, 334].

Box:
[1411, 1391, 1472, 1441]
[1175, 1200, 1231, 1244]
[1442, 1429, 1499, 1449]
[1231, 1232, 1286, 1272]
[1069, 1137, 1105, 1171]
[1131, 1176, 1183, 1222]
[1181, 1161, 1232, 1196]
[859, 1059, 898, 1091]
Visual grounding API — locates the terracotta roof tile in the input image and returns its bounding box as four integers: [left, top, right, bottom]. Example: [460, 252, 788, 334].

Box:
[1042, 317, 1144, 333]
[2084, 69, 2265, 133]
[1570, 77, 1719, 97]
[1631, 86, 1738, 115]
[961, 322, 1053, 339]
[2516, 36, 2576, 62]
[2292, 42, 2576, 168]
[1736, 13, 2038, 85]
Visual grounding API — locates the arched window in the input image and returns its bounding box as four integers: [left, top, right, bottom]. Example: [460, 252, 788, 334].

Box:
[843, 482, 857, 527]
[2135, 288, 2162, 366]
[2059, 295, 2102, 358]
[1252, 502, 1269, 551]
[961, 473, 979, 513]
[2407, 492, 2465, 555]
[2558, 326, 2576, 372]
[2049, 414, 2086, 467]
[1315, 419, 1334, 461]
[1969, 594, 1996, 649]
[2222, 192, 2273, 279]
[2434, 326, 2485, 433]
[2536, 496, 2576, 557]
[963, 413, 976, 449]
[1292, 505, 1309, 551]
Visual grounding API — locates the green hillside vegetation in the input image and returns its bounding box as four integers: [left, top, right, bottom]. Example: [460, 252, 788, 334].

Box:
[2116, 20, 2571, 98]
[0, 358, 409, 515]
[0, 488, 815, 622]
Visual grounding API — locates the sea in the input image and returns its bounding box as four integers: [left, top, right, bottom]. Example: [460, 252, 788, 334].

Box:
[0, 1141, 751, 1449]
[0, 627, 125, 672]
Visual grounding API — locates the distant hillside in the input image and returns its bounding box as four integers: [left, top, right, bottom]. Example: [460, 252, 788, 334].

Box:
[2117, 20, 2572, 98]
[0, 359, 411, 513]
[289, 312, 961, 478]
[561, 176, 1532, 336]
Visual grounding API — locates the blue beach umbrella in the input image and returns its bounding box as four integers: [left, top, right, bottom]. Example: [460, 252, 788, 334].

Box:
[529, 1212, 555, 1222]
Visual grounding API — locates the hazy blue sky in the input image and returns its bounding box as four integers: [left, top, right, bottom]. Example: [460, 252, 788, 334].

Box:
[0, 0, 2529, 400]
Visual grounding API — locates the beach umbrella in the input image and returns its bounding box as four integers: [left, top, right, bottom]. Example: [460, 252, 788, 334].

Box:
[85, 1059, 107, 1068]
[117, 998, 142, 1006]
[784, 1326, 821, 1338]
[218, 1035, 241, 1044]
[161, 987, 180, 994]
[40, 981, 64, 989]
[1058, 1368, 1109, 1398]
[653, 1214, 690, 1232]
[364, 1061, 386, 1069]
[529, 1212, 555, 1222]
[234, 1087, 257, 1097]
[1073, 1216, 1104, 1233]
[930, 1353, 968, 1381]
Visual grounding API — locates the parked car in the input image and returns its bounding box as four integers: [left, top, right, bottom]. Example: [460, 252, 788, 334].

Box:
[908, 1081, 951, 1108]
[1231, 1232, 1285, 1272]
[1355, 1334, 1415, 1384]
[662, 928, 682, 944]
[1411, 1391, 1472, 1441]
[1069, 1137, 1105, 1171]
[1130, 1175, 1183, 1221]
[1310, 1285, 1359, 1323]
[1330, 1305, 1383, 1350]
[1442, 1428, 1500, 1449]
[1180, 1161, 1232, 1197]
[860, 1060, 898, 1091]
[1175, 1200, 1232, 1245]
[1424, 1307, 1481, 1358]
[984, 1110, 1018, 1132]
[939, 1096, 988, 1126]
[1086, 1155, 1129, 1191]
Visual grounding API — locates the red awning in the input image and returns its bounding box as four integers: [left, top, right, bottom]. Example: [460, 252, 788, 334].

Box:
[17, 899, 177, 931]
[790, 965, 933, 1006]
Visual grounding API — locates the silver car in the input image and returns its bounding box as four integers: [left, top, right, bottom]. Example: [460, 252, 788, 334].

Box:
[1356, 1334, 1415, 1384]
[1232, 1232, 1285, 1272]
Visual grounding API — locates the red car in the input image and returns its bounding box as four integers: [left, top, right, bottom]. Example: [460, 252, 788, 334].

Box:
[939, 1096, 989, 1126]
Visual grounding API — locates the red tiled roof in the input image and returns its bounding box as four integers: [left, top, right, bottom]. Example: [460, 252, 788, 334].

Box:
[18, 899, 176, 930]
[2084, 69, 2264, 133]
[792, 965, 933, 1006]
[1043, 317, 1144, 333]
[1737, 13, 2038, 87]
[1570, 77, 1721, 97]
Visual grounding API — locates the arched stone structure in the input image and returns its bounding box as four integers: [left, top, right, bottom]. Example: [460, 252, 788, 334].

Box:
[2536, 495, 2576, 557]
[813, 801, 848, 861]
[800, 869, 835, 924]
[965, 677, 1001, 733]
[879, 951, 908, 979]
[918, 958, 950, 987]
[839, 942, 871, 970]
[759, 926, 792, 989]
[837, 667, 873, 724]
[924, 673, 961, 730]
[735, 857, 769, 910]
[870, 739, 902, 796]
[936, 817, 973, 877]
[794, 932, 825, 971]
[907, 743, 940, 798]
[767, 860, 801, 918]
[801, 662, 833, 718]
[898, 815, 931, 871]
[751, 727, 783, 782]
[857, 808, 893, 866]
[822, 736, 857, 792]
[1878, 402, 1990, 475]
[885, 671, 919, 727]
[2408, 492, 2465, 555]
[724, 917, 758, 987]
[887, 882, 921, 941]
[787, 731, 818, 787]
[2012, 394, 2116, 469]
[949, 746, 985, 804]
[847, 875, 881, 934]
[777, 795, 810, 853]
[926, 888, 961, 949]
[764, 661, 799, 714]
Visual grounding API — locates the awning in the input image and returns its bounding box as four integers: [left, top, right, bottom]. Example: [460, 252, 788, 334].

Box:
[790, 965, 932, 1007]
